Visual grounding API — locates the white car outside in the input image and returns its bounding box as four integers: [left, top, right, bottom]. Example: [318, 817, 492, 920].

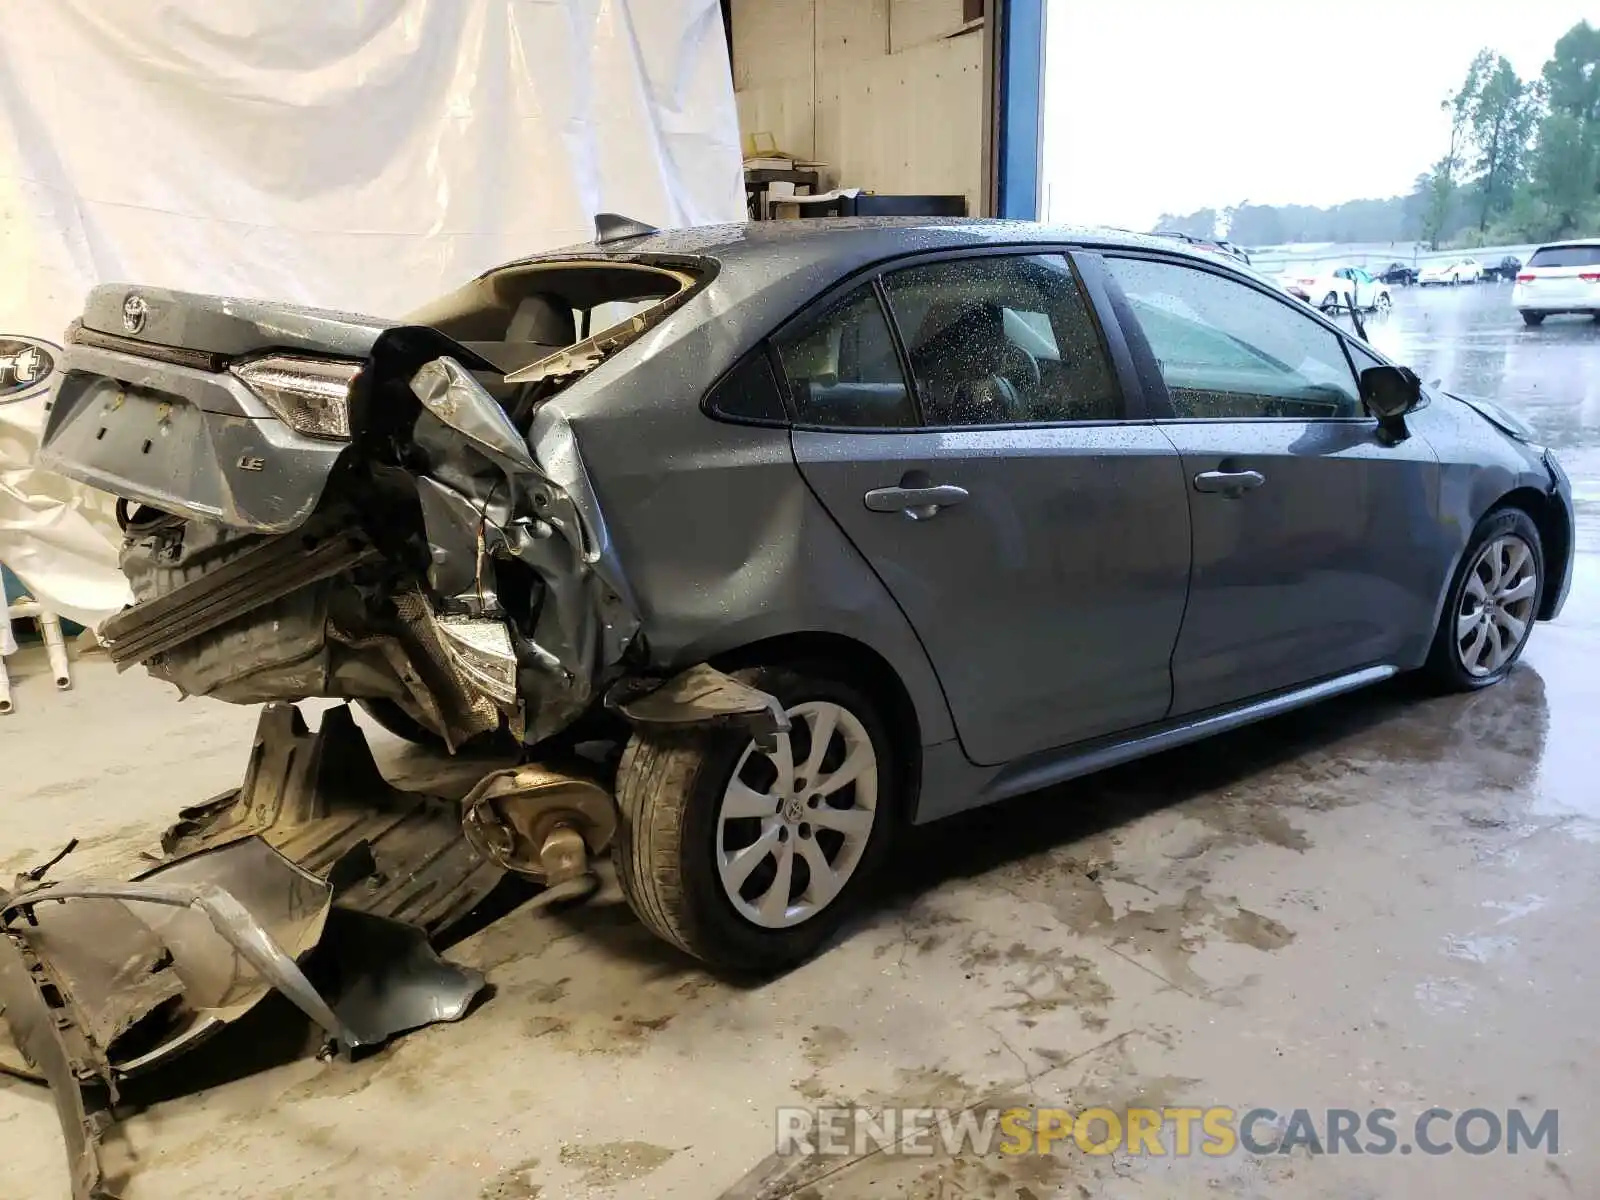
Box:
[1280, 265, 1393, 312]
[1418, 258, 1484, 286]
[1510, 239, 1600, 326]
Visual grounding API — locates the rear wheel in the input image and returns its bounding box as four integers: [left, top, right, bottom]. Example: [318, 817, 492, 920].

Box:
[1320, 291, 1339, 312]
[1374, 291, 1393, 313]
[613, 666, 897, 972]
[1423, 508, 1543, 691]
[356, 698, 510, 754]
[1520, 310, 1546, 326]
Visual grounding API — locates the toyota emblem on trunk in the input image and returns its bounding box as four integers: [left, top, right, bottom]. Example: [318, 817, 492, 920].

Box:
[122, 294, 149, 334]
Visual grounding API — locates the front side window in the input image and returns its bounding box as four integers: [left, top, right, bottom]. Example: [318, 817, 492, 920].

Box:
[773, 286, 915, 428]
[881, 254, 1123, 426]
[1105, 257, 1363, 420]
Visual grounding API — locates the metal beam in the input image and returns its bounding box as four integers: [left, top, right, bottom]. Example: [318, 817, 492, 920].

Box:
[985, 0, 1046, 220]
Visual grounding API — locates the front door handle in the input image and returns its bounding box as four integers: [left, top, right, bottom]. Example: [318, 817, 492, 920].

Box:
[1193, 469, 1265, 498]
[864, 483, 969, 521]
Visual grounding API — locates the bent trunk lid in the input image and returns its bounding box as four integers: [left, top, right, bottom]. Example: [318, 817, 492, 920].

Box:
[82, 283, 396, 360]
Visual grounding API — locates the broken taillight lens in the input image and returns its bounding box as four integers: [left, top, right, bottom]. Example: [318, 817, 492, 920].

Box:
[231, 356, 361, 440]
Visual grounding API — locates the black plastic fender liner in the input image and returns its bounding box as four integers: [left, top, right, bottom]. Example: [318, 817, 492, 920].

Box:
[604, 663, 790, 751]
[0, 929, 121, 1200]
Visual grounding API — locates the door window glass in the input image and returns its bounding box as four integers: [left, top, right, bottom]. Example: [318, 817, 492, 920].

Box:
[881, 254, 1123, 426]
[1106, 257, 1363, 419]
[773, 286, 915, 428]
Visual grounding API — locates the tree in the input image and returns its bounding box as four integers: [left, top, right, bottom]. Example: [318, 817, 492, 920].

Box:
[1152, 207, 1218, 239]
[1529, 112, 1599, 234]
[1541, 21, 1600, 128]
[1421, 52, 1492, 248]
[1467, 57, 1540, 231]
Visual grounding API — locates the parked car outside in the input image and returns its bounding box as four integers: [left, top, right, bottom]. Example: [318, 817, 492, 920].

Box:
[1375, 262, 1417, 286]
[38, 218, 1575, 970]
[1418, 258, 1484, 286]
[1483, 255, 1523, 282]
[1150, 230, 1252, 265]
[1511, 240, 1600, 325]
[1281, 265, 1393, 312]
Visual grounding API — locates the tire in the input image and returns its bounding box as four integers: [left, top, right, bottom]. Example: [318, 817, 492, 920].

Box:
[359, 697, 447, 747]
[1520, 310, 1545, 327]
[1374, 291, 1393, 313]
[356, 698, 510, 754]
[1321, 291, 1339, 313]
[613, 665, 899, 972]
[1423, 507, 1544, 692]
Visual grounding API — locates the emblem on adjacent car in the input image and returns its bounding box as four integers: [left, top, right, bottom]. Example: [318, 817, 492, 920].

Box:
[236, 455, 266, 472]
[122, 293, 150, 334]
[0, 336, 61, 403]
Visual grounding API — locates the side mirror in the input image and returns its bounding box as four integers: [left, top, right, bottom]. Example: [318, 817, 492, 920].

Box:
[1359, 364, 1422, 442]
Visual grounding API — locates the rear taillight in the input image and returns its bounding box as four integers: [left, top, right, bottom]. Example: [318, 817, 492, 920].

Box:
[1516, 273, 1535, 282]
[1581, 273, 1600, 283]
[231, 356, 360, 440]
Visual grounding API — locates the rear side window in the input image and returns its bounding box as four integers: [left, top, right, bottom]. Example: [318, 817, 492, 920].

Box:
[1527, 245, 1600, 268]
[881, 254, 1123, 426]
[773, 286, 915, 428]
[705, 351, 787, 424]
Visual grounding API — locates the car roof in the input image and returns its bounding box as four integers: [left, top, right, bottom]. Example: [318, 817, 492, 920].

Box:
[496, 217, 1234, 278]
[1533, 237, 1600, 249]
[494, 219, 1289, 386]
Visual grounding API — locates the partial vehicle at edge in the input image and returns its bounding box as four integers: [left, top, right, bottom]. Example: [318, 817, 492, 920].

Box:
[1513, 239, 1600, 325]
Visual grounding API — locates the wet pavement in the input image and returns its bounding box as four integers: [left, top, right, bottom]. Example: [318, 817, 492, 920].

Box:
[1, 281, 1598, 1198]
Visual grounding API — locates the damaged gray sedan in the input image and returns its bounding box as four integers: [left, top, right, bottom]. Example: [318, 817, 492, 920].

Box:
[32, 215, 1576, 983]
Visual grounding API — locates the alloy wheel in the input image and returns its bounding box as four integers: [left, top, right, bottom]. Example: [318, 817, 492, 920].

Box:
[714, 700, 878, 929]
[1456, 534, 1539, 677]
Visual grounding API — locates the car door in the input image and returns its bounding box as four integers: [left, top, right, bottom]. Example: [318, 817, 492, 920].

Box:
[1098, 253, 1441, 715]
[1351, 267, 1374, 308]
[782, 250, 1193, 766]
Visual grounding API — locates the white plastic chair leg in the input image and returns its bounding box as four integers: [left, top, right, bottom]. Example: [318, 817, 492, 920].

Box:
[1, 594, 73, 703]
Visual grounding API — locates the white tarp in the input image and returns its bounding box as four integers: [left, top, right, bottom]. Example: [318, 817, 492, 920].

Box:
[0, 0, 744, 627]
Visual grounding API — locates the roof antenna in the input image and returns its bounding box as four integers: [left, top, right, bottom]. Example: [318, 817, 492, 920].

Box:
[594, 213, 660, 245]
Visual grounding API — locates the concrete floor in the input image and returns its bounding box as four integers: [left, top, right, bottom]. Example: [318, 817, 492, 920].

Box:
[2, 285, 1598, 1199]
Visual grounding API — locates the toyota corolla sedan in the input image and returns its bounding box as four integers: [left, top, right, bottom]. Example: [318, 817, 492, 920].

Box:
[38, 218, 1575, 971]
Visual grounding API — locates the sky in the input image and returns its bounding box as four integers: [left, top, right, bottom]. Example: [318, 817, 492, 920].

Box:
[1039, 0, 1590, 231]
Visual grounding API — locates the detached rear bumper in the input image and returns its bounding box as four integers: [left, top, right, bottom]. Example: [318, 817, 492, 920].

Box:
[0, 928, 118, 1200]
[39, 340, 346, 533]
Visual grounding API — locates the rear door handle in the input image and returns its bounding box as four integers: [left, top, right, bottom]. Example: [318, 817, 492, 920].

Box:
[864, 483, 969, 521]
[1193, 469, 1265, 497]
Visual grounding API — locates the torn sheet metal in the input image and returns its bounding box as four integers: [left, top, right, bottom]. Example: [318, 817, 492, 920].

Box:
[407, 356, 643, 746]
